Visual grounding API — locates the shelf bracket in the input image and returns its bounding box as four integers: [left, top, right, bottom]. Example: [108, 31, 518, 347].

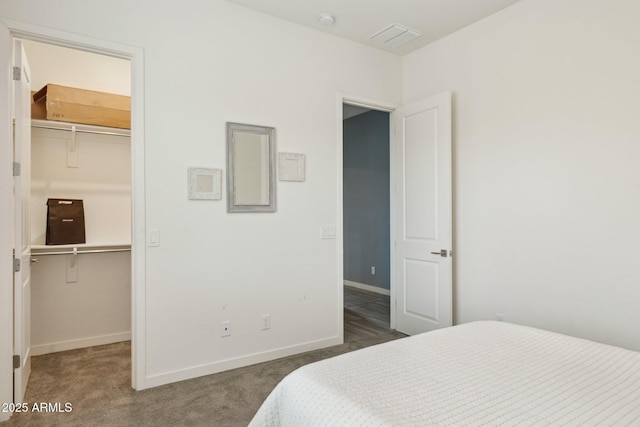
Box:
[67, 125, 79, 168]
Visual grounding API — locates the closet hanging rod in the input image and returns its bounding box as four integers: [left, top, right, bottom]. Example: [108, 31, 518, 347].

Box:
[31, 120, 130, 137]
[32, 248, 131, 256]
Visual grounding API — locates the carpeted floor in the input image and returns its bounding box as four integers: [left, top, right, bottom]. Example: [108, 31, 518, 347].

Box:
[5, 309, 404, 426]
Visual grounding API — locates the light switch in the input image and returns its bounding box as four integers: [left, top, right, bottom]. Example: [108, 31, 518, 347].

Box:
[321, 225, 336, 239]
[147, 229, 160, 247]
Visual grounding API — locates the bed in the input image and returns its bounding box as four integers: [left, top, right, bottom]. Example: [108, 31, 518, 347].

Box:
[249, 321, 640, 426]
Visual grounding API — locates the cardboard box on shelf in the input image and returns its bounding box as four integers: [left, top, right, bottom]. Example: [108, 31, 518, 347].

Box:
[32, 84, 130, 129]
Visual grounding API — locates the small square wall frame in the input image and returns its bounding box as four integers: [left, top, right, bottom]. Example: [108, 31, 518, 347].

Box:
[189, 167, 222, 200]
[278, 153, 305, 182]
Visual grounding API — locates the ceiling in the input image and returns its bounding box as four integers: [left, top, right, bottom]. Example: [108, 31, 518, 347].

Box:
[225, 0, 523, 55]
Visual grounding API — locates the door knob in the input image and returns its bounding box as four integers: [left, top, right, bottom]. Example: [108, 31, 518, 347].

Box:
[430, 249, 448, 257]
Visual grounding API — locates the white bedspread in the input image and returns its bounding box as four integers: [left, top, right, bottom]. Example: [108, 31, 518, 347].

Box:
[249, 321, 640, 426]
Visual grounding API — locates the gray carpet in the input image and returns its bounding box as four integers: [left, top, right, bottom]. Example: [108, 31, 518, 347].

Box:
[6, 319, 404, 426]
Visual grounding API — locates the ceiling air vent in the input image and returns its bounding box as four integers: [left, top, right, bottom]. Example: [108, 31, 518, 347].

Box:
[369, 24, 422, 48]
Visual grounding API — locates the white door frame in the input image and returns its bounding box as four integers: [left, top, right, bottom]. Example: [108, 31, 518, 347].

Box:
[0, 19, 147, 414]
[337, 92, 399, 337]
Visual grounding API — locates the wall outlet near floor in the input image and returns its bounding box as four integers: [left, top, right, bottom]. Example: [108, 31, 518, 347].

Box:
[221, 320, 231, 337]
[371, 266, 376, 275]
[495, 313, 505, 321]
[261, 314, 271, 330]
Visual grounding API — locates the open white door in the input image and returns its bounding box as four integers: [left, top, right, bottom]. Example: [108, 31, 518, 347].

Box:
[0, 22, 14, 422]
[392, 92, 452, 336]
[13, 39, 32, 403]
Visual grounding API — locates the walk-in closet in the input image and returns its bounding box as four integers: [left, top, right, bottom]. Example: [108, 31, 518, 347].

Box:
[23, 40, 132, 362]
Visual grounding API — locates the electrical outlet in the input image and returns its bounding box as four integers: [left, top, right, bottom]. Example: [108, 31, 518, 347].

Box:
[371, 266, 376, 275]
[495, 313, 505, 321]
[261, 314, 271, 330]
[221, 320, 230, 337]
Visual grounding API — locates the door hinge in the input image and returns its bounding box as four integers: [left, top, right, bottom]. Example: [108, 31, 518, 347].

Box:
[13, 162, 21, 177]
[13, 355, 20, 369]
[12, 66, 21, 81]
[13, 258, 21, 273]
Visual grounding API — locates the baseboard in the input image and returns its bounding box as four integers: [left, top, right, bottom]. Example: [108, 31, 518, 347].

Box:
[344, 280, 390, 296]
[31, 331, 131, 356]
[143, 335, 342, 389]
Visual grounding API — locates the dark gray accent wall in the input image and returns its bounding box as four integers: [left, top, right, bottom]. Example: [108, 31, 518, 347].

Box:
[343, 110, 390, 290]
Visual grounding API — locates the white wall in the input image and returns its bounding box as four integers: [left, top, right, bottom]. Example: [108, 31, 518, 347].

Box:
[31, 128, 131, 245]
[30, 251, 131, 355]
[29, 127, 131, 354]
[1, 0, 402, 387]
[404, 0, 640, 350]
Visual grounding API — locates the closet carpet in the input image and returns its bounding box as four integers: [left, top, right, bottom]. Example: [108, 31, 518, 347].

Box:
[6, 311, 404, 426]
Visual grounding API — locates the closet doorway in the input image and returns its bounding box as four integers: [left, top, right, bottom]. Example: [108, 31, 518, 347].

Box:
[22, 39, 133, 397]
[342, 103, 392, 340]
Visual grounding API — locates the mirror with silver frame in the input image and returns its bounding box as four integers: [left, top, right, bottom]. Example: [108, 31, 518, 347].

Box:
[226, 122, 276, 213]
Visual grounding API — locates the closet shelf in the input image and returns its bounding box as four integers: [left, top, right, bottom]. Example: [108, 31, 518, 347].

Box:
[31, 243, 131, 256]
[31, 119, 131, 137]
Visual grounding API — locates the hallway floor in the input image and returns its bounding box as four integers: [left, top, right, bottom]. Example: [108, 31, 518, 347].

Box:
[344, 285, 390, 330]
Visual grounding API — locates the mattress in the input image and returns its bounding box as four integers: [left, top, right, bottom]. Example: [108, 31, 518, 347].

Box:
[249, 321, 640, 426]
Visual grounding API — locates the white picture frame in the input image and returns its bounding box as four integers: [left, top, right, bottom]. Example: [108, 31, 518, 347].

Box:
[278, 153, 305, 182]
[188, 167, 222, 200]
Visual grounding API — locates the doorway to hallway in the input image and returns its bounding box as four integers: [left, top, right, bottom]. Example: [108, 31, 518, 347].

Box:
[342, 104, 391, 339]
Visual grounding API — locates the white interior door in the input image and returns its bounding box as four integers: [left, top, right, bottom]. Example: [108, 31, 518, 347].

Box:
[13, 39, 32, 403]
[392, 92, 452, 336]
